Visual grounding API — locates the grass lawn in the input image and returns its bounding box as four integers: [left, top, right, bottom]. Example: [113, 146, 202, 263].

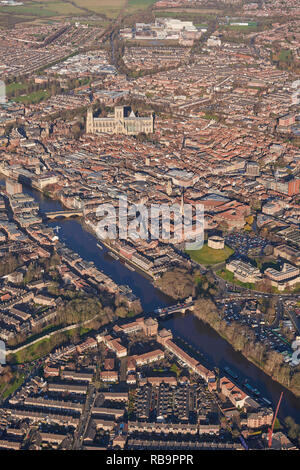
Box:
[2, 373, 25, 400]
[6, 82, 28, 95]
[0, 4, 56, 17]
[126, 0, 157, 13]
[224, 24, 259, 32]
[79, 326, 93, 336]
[14, 89, 50, 104]
[154, 9, 221, 20]
[39, 1, 86, 15]
[9, 324, 61, 350]
[72, 0, 126, 17]
[0, 382, 6, 398]
[170, 363, 181, 377]
[186, 243, 233, 265]
[8, 337, 51, 364]
[278, 49, 293, 62]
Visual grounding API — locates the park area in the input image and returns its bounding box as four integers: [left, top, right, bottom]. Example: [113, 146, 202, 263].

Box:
[186, 243, 234, 266]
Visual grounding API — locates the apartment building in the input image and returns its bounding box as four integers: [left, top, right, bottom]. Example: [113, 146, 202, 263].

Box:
[247, 409, 273, 429]
[220, 377, 249, 408]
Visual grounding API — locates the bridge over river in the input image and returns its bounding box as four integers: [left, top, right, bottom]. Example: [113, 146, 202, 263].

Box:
[44, 209, 83, 219]
[154, 299, 195, 318]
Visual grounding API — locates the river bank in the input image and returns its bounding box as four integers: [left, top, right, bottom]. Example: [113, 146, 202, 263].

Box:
[164, 313, 300, 425]
[82, 219, 156, 281]
[192, 308, 300, 399]
[2, 178, 299, 424]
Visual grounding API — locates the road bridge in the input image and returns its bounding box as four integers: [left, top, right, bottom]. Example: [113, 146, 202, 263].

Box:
[44, 209, 83, 219]
[154, 299, 195, 318]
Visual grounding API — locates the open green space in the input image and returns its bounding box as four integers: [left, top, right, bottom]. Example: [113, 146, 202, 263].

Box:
[0, 0, 89, 18]
[72, 0, 126, 18]
[79, 326, 93, 336]
[1, 373, 25, 400]
[0, 0, 126, 21]
[278, 49, 293, 62]
[170, 363, 181, 377]
[8, 337, 52, 364]
[224, 24, 259, 32]
[0, 4, 57, 17]
[186, 243, 234, 266]
[153, 9, 220, 21]
[6, 82, 29, 95]
[39, 1, 86, 15]
[8, 324, 62, 350]
[14, 89, 50, 104]
[126, 0, 157, 13]
[0, 0, 210, 24]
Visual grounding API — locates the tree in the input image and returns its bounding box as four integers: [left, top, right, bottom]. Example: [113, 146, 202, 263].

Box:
[156, 268, 195, 300]
[284, 416, 300, 440]
[115, 306, 127, 318]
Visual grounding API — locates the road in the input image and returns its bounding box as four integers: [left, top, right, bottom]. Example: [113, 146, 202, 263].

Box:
[72, 384, 96, 450]
[285, 305, 300, 335]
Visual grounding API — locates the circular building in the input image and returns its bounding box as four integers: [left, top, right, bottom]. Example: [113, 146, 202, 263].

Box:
[208, 235, 225, 250]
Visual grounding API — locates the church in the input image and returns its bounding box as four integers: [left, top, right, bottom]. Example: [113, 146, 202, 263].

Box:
[86, 105, 154, 135]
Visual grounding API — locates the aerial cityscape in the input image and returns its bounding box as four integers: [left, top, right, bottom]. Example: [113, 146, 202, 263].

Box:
[0, 0, 299, 454]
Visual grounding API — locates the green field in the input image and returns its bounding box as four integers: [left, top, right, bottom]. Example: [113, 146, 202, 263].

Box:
[224, 24, 259, 32]
[0, 4, 58, 17]
[126, 0, 157, 13]
[6, 82, 29, 94]
[186, 243, 234, 265]
[0, 1, 87, 26]
[0, 1, 87, 17]
[0, 0, 126, 21]
[278, 49, 293, 62]
[72, 0, 126, 17]
[2, 373, 25, 400]
[8, 337, 51, 364]
[153, 9, 220, 21]
[14, 89, 50, 104]
[0, 0, 159, 23]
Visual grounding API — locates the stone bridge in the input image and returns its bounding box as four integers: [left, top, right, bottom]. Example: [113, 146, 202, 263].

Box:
[44, 209, 83, 219]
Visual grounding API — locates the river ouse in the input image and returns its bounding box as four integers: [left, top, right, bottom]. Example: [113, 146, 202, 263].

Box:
[0, 0, 299, 452]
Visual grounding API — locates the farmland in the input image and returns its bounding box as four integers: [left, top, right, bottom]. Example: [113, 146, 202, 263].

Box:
[0, 0, 157, 24]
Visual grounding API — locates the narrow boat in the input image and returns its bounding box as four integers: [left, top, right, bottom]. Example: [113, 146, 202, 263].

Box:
[261, 397, 272, 406]
[124, 262, 135, 271]
[224, 366, 238, 380]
